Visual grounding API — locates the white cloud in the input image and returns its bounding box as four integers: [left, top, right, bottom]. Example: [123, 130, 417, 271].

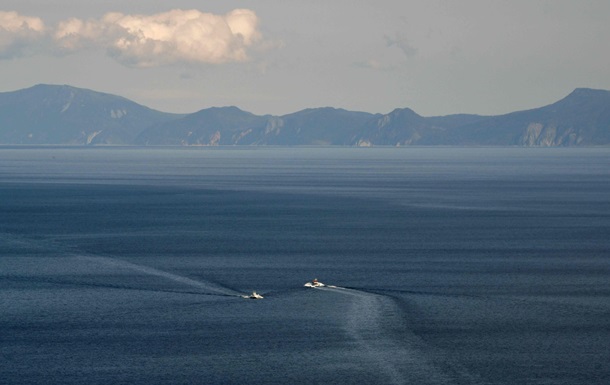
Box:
[103, 9, 262, 67]
[1, 9, 263, 66]
[54, 17, 105, 52]
[0, 11, 46, 58]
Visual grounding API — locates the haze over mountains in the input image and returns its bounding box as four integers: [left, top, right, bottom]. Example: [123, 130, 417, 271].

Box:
[1, 84, 609, 146]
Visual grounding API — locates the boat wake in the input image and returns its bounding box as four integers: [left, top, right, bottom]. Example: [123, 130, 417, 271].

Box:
[1, 233, 246, 298]
[319, 286, 480, 385]
[74, 254, 244, 298]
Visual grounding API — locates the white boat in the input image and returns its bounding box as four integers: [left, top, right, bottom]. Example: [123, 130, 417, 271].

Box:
[242, 291, 264, 299]
[304, 278, 325, 288]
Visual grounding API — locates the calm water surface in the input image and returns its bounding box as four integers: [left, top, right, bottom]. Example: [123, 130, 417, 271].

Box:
[1, 147, 609, 384]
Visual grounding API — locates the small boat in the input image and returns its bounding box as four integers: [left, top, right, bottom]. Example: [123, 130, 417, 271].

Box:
[304, 278, 325, 288]
[242, 291, 264, 299]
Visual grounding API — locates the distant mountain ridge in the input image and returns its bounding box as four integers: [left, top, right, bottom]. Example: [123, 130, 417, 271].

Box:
[0, 84, 183, 145]
[1, 84, 609, 146]
[438, 88, 610, 146]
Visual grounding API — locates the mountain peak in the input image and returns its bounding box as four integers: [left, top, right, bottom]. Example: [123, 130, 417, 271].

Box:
[28, 83, 87, 94]
[191, 105, 254, 118]
[0, 84, 179, 145]
[207, 106, 244, 112]
[388, 107, 419, 116]
[548, 87, 610, 111]
[565, 87, 610, 100]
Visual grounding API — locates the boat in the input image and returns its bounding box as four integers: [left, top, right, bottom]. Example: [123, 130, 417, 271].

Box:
[304, 278, 325, 288]
[242, 291, 264, 299]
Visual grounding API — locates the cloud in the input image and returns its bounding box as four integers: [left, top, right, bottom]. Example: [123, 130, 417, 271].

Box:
[105, 9, 262, 67]
[53, 17, 105, 52]
[384, 32, 417, 58]
[1, 9, 263, 67]
[0, 11, 46, 58]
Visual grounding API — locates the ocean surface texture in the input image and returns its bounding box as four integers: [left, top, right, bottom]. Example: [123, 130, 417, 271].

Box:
[1, 147, 609, 385]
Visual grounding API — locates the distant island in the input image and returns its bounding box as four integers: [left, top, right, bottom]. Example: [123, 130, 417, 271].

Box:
[1, 84, 609, 146]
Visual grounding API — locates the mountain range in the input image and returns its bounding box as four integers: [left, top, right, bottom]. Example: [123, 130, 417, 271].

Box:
[1, 84, 609, 146]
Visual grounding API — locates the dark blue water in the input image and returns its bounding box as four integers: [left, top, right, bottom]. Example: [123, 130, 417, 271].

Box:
[1, 147, 609, 384]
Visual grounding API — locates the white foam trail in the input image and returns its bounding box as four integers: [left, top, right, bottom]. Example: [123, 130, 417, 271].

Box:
[75, 255, 243, 297]
[320, 286, 454, 385]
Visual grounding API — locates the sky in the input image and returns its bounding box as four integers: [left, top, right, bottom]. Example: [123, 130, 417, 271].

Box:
[1, 0, 609, 116]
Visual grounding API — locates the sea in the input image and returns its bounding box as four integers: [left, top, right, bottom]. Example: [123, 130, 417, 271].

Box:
[1, 146, 609, 385]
